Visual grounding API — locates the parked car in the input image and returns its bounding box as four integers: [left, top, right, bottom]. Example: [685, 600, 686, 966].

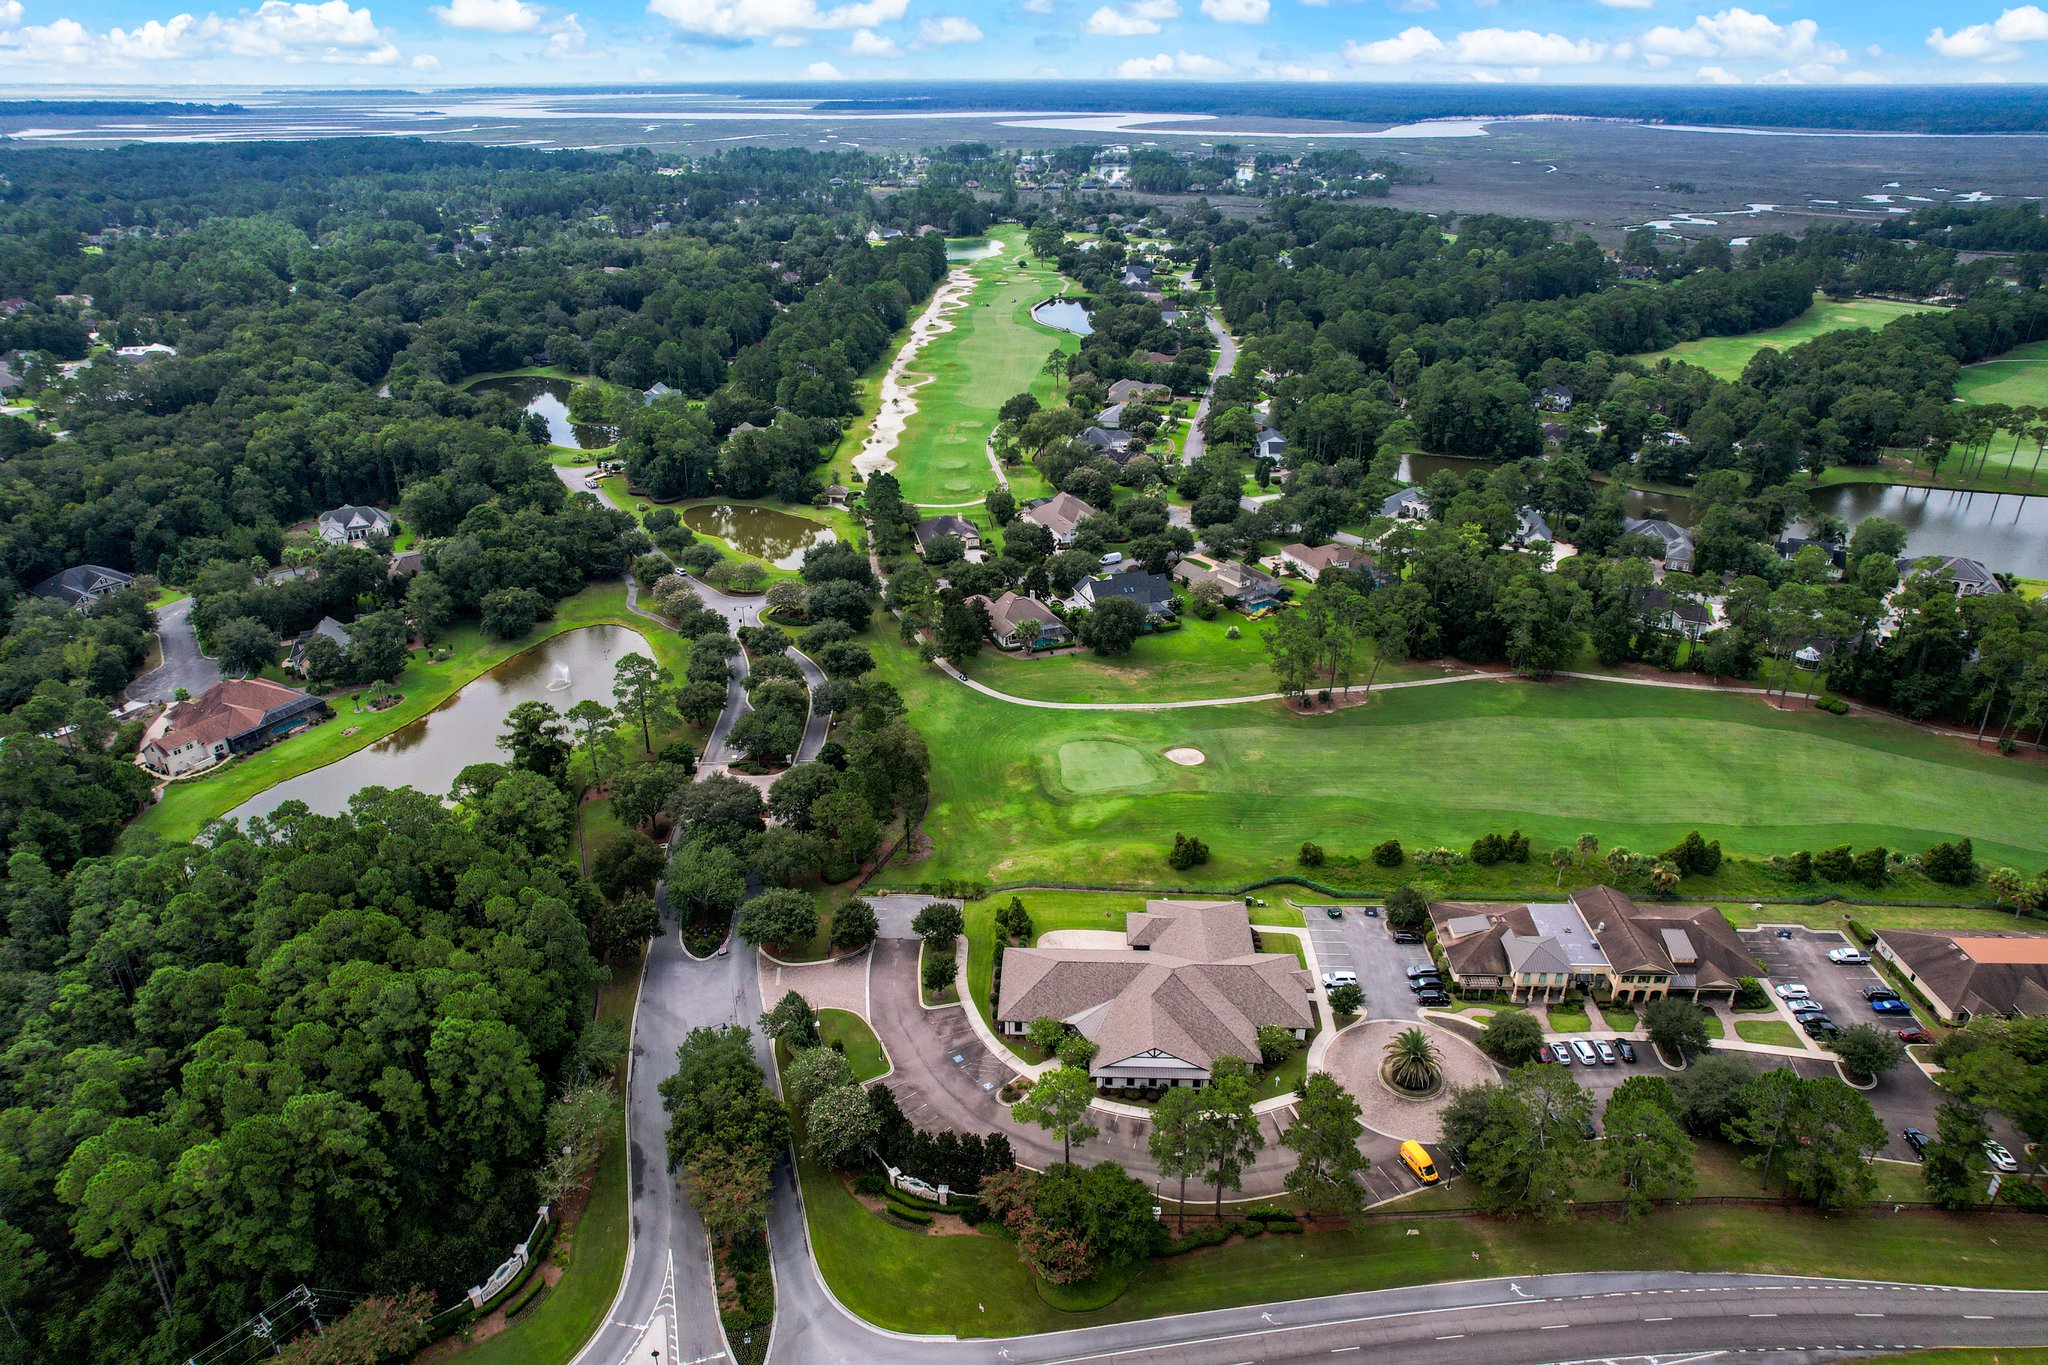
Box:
[1322, 970, 1360, 989]
[1325, 905, 1344, 920]
[1776, 927, 1794, 939]
[1363, 905, 1381, 918]
[1802, 1016, 1841, 1040]
[1903, 1127, 1930, 1157]
[1415, 989, 1451, 1008]
[1595, 1040, 1618, 1065]
[1400, 1140, 1440, 1184]
[1788, 999, 1828, 1018]
[1406, 964, 1441, 980]
[1391, 929, 1424, 944]
[1897, 1027, 1936, 1045]
[1827, 947, 1870, 964]
[1862, 985, 1901, 1001]
[1550, 1042, 1572, 1065]
[1616, 1039, 1637, 1064]
[1775, 982, 1812, 999]
[1408, 976, 1443, 994]
[1578, 1116, 1598, 1140]
[1985, 1141, 2020, 1173]
[1568, 1039, 1599, 1065]
[1870, 999, 1913, 1015]
[1535, 1044, 1556, 1064]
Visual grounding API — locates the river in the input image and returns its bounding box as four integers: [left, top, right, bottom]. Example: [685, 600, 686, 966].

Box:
[225, 625, 647, 824]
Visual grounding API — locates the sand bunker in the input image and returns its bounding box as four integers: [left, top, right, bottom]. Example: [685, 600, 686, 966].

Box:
[1163, 748, 1206, 766]
[853, 266, 976, 480]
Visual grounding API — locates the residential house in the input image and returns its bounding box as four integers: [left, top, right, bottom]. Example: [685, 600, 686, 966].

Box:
[1901, 554, 2003, 597]
[285, 617, 351, 677]
[1640, 587, 1714, 639]
[1120, 262, 1155, 291]
[1873, 929, 2048, 1021]
[1513, 506, 1555, 547]
[824, 484, 849, 508]
[913, 514, 981, 558]
[1429, 885, 1752, 1004]
[28, 564, 135, 609]
[1081, 426, 1135, 458]
[1106, 378, 1170, 405]
[1774, 535, 1846, 570]
[1280, 542, 1360, 582]
[1381, 487, 1429, 521]
[387, 551, 425, 580]
[1255, 430, 1288, 464]
[1018, 492, 1099, 547]
[967, 592, 1070, 651]
[1621, 517, 1696, 574]
[1095, 403, 1128, 430]
[995, 900, 1315, 1090]
[1173, 559, 1282, 612]
[1541, 421, 1568, 446]
[317, 504, 392, 546]
[1068, 570, 1175, 618]
[1536, 385, 1574, 412]
[139, 679, 330, 778]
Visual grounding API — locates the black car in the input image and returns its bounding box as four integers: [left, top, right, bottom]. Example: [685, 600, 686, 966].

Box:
[1416, 989, 1451, 1007]
[1903, 1127, 1930, 1157]
[1802, 1015, 1841, 1040]
[1391, 930, 1424, 945]
[1615, 1039, 1637, 1064]
[1408, 976, 1444, 994]
[1862, 985, 1901, 1002]
[1363, 905, 1381, 918]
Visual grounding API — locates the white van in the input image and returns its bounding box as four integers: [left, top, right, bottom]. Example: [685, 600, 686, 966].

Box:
[1100, 552, 1123, 568]
[1569, 1039, 1599, 1066]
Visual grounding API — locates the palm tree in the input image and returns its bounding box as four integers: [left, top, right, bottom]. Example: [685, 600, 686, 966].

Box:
[1576, 833, 1599, 867]
[1551, 846, 1574, 886]
[1384, 1028, 1443, 1094]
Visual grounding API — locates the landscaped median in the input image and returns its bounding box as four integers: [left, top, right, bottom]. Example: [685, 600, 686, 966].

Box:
[131, 580, 680, 843]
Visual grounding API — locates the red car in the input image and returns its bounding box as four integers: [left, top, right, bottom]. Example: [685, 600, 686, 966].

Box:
[1535, 1044, 1556, 1063]
[1897, 1027, 1935, 1045]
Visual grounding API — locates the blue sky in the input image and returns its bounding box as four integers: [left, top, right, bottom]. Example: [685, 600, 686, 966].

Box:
[5, 0, 2047, 87]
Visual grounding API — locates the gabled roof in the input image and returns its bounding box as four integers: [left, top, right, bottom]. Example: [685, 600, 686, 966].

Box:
[1876, 929, 2048, 1018]
[968, 591, 1062, 639]
[1019, 492, 1099, 540]
[27, 564, 134, 607]
[1106, 378, 1169, 404]
[145, 679, 317, 755]
[913, 514, 977, 548]
[1381, 487, 1428, 519]
[1281, 542, 1357, 574]
[1901, 554, 2001, 592]
[318, 504, 390, 536]
[1074, 570, 1173, 611]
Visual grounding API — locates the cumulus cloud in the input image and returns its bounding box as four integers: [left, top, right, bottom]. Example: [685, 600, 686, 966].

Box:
[1643, 8, 1845, 64]
[0, 1, 407, 67]
[542, 13, 587, 55]
[412, 50, 441, 67]
[848, 25, 897, 53]
[1082, 0, 1178, 36]
[1696, 63, 1740, 82]
[1115, 47, 1229, 75]
[1341, 25, 1445, 63]
[1342, 24, 1607, 66]
[918, 15, 981, 42]
[431, 0, 540, 32]
[1928, 5, 2048, 59]
[647, 0, 908, 38]
[222, 1, 401, 61]
[1199, 0, 1267, 22]
[803, 57, 841, 74]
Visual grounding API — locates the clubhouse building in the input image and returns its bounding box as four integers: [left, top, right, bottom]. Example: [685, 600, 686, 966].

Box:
[995, 901, 1314, 1090]
[1874, 929, 2048, 1021]
[1429, 886, 1753, 1005]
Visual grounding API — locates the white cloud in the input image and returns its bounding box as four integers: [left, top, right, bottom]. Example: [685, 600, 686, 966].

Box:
[0, 0, 21, 21]
[1114, 46, 1229, 74]
[1696, 63, 1739, 82]
[543, 13, 586, 55]
[1082, 0, 1178, 36]
[1644, 8, 1844, 64]
[849, 25, 897, 53]
[1928, 5, 2048, 59]
[1341, 25, 1445, 63]
[1453, 27, 1606, 64]
[1199, 0, 1267, 22]
[431, 0, 540, 32]
[803, 57, 841, 74]
[770, 30, 805, 42]
[647, 0, 909, 38]
[221, 1, 400, 62]
[411, 50, 441, 67]
[0, 1, 408, 68]
[918, 14, 982, 42]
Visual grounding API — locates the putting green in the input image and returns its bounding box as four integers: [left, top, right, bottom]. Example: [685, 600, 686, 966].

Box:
[1957, 340, 2048, 409]
[1055, 740, 1159, 794]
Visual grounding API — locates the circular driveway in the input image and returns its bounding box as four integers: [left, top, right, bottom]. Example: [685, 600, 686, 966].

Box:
[1322, 1019, 1501, 1143]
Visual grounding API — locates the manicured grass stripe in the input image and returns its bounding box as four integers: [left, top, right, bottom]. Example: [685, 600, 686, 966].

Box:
[1957, 339, 2048, 409]
[1633, 295, 1939, 381]
[820, 1008, 889, 1082]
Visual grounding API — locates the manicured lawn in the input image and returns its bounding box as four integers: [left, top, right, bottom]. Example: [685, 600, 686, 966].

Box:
[1719, 902, 2036, 934]
[1633, 295, 1938, 380]
[1956, 339, 2048, 409]
[1734, 1019, 1802, 1048]
[132, 582, 683, 844]
[445, 958, 640, 1365]
[1396, 1139, 1924, 1212]
[962, 611, 1438, 704]
[1545, 1004, 1591, 1033]
[819, 1008, 890, 1082]
[869, 634, 2048, 892]
[890, 226, 1077, 506]
[1701, 1013, 1725, 1040]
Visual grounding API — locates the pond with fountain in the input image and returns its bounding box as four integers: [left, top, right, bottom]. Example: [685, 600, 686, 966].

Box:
[226, 624, 645, 823]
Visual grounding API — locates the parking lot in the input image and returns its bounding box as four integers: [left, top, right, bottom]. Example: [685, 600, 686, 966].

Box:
[1742, 923, 1914, 1042]
[1300, 902, 1435, 1022]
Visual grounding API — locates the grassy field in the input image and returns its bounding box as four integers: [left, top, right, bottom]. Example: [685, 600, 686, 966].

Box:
[870, 636, 2048, 891]
[1957, 340, 2048, 409]
[961, 613, 1441, 704]
[820, 1008, 890, 1082]
[1634, 295, 1938, 380]
[889, 225, 1076, 506]
[1734, 1019, 1802, 1048]
[1720, 902, 2034, 933]
[801, 1149, 2048, 1337]
[131, 582, 682, 844]
[446, 958, 640, 1365]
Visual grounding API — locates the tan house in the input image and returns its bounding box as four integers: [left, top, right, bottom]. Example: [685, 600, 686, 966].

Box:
[1279, 543, 1359, 582]
[1431, 886, 1753, 1004]
[1874, 929, 2048, 1021]
[966, 592, 1069, 651]
[140, 679, 330, 778]
[1017, 492, 1098, 547]
[995, 901, 1314, 1089]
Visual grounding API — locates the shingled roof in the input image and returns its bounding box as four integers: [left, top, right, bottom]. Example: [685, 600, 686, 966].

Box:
[1876, 929, 2048, 1019]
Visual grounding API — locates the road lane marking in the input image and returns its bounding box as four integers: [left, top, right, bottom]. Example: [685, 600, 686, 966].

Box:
[1644, 1316, 1673, 1322]
[1539, 1323, 1569, 1330]
[1330, 1347, 1359, 1354]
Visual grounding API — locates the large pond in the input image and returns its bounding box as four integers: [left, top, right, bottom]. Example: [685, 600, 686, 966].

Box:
[681, 504, 835, 570]
[225, 625, 647, 824]
[1393, 452, 1702, 527]
[1031, 298, 1093, 336]
[1805, 484, 2048, 579]
[946, 237, 1003, 263]
[470, 375, 616, 450]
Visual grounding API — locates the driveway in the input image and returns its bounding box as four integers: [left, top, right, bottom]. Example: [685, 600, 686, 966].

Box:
[1301, 903, 1434, 1022]
[126, 595, 221, 703]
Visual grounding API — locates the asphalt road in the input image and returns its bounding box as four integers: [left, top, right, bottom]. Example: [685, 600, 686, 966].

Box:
[126, 595, 221, 702]
[1180, 311, 1238, 469]
[1301, 902, 1433, 1024]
